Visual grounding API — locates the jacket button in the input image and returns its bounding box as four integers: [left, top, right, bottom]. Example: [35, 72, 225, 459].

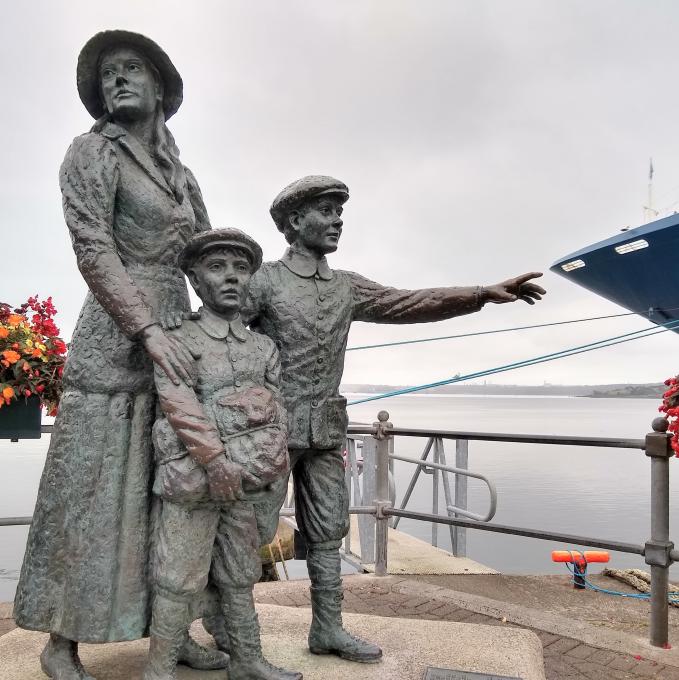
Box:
[318, 295, 325, 302]
[317, 357, 323, 364]
[318, 313, 324, 320]
[235, 380, 241, 387]
[311, 400, 318, 407]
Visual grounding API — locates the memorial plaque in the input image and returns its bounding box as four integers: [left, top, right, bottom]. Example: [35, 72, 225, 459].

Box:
[423, 668, 522, 680]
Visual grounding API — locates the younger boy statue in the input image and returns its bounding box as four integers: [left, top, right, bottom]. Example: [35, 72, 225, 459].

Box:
[146, 228, 302, 680]
[233, 175, 546, 664]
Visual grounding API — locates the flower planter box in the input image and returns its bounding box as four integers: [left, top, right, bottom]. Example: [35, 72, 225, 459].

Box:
[0, 396, 42, 440]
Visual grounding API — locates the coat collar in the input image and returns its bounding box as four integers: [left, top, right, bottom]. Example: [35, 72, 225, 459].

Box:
[196, 306, 248, 341]
[100, 122, 175, 198]
[280, 246, 333, 280]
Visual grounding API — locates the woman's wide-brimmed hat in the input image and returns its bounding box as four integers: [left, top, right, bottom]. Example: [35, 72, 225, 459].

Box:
[77, 30, 183, 120]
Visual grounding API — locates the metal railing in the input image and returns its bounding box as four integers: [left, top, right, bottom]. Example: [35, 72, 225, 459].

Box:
[1, 415, 676, 648]
[341, 410, 675, 649]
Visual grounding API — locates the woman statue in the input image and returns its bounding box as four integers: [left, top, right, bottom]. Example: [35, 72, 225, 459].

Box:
[13, 31, 227, 679]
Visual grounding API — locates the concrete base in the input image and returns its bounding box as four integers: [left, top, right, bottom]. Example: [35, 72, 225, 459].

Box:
[0, 604, 544, 680]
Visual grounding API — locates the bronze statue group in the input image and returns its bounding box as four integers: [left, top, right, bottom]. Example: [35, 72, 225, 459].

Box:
[12, 31, 545, 680]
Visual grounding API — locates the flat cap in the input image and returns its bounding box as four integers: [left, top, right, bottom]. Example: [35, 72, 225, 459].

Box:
[179, 229, 263, 274]
[270, 175, 349, 232]
[77, 30, 183, 120]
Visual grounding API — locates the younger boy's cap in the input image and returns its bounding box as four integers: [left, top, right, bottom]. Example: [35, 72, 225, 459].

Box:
[270, 175, 349, 232]
[179, 228, 263, 273]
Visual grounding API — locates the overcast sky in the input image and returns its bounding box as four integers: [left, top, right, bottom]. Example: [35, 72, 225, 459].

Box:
[3, 0, 679, 388]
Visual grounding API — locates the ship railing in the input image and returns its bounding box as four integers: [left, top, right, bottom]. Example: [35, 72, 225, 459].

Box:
[1, 414, 676, 649]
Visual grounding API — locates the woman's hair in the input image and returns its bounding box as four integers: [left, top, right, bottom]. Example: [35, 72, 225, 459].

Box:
[91, 48, 186, 203]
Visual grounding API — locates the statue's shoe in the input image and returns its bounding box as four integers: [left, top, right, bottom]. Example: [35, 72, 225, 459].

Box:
[228, 657, 303, 680]
[309, 627, 382, 664]
[177, 635, 230, 669]
[40, 642, 96, 680]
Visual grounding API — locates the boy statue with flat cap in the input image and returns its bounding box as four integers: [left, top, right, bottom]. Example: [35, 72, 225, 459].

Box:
[146, 228, 302, 680]
[231, 175, 546, 663]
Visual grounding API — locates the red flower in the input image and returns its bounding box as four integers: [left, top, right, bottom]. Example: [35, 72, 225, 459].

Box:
[1, 296, 66, 414]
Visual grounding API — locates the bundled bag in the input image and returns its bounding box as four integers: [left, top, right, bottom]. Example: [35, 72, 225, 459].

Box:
[153, 386, 288, 503]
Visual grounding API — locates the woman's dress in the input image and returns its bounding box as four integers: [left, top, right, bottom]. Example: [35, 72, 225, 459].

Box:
[13, 121, 210, 642]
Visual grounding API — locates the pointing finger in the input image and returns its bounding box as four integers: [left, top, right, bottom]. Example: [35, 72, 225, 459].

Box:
[515, 271, 543, 285]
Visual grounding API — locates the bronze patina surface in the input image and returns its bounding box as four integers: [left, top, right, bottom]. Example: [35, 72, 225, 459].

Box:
[146, 229, 301, 680]
[13, 30, 213, 680]
[238, 175, 545, 664]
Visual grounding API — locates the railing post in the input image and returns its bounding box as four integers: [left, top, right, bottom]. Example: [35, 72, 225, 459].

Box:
[645, 417, 675, 648]
[373, 410, 392, 576]
[454, 438, 469, 557]
[432, 437, 439, 547]
[359, 437, 377, 563]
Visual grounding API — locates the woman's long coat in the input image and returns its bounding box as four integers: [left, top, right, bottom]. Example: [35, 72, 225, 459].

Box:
[13, 121, 210, 642]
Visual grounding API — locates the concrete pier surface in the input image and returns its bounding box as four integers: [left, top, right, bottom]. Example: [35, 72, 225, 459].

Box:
[4, 572, 679, 679]
[0, 602, 544, 680]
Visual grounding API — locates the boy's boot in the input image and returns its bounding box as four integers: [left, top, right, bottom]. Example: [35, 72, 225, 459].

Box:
[178, 634, 229, 670]
[221, 587, 303, 680]
[202, 611, 231, 653]
[306, 546, 382, 663]
[143, 594, 192, 680]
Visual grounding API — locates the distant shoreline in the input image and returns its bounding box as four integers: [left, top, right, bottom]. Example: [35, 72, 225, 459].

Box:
[340, 382, 665, 399]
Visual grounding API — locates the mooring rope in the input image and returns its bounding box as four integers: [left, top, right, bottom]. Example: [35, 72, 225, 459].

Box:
[346, 311, 641, 352]
[348, 319, 679, 406]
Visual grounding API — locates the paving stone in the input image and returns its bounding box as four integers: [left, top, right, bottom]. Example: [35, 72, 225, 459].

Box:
[543, 657, 591, 679]
[537, 631, 561, 647]
[610, 655, 644, 672]
[543, 637, 582, 655]
[565, 644, 598, 660]
[583, 648, 619, 665]
[570, 659, 634, 679]
[633, 660, 666, 677]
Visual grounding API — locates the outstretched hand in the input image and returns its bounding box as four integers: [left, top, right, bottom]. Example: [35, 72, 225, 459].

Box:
[484, 272, 546, 305]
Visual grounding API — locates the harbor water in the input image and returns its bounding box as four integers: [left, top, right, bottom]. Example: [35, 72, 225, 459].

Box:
[1, 394, 676, 601]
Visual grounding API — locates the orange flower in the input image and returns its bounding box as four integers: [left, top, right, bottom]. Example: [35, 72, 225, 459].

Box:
[2, 350, 21, 364]
[0, 327, 8, 339]
[7, 314, 23, 326]
[2, 386, 15, 400]
[31, 348, 43, 358]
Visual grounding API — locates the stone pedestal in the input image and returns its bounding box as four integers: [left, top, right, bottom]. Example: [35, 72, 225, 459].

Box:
[0, 604, 545, 679]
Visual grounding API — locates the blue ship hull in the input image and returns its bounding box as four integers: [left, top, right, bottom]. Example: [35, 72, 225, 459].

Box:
[550, 212, 679, 330]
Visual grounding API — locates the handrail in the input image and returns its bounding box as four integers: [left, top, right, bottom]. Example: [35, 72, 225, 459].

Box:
[0, 517, 32, 526]
[385, 507, 646, 556]
[348, 424, 645, 449]
[389, 452, 497, 522]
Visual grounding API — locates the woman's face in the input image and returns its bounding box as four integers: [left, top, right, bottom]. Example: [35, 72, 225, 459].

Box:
[99, 46, 161, 121]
